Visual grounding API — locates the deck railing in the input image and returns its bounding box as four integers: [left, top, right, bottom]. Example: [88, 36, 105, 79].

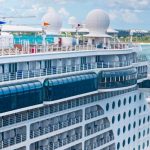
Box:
[30, 116, 82, 139]
[0, 134, 26, 149]
[0, 43, 137, 56]
[0, 61, 132, 83]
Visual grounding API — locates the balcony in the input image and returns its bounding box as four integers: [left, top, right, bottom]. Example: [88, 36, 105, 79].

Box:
[0, 126, 26, 149]
[85, 105, 104, 120]
[99, 68, 137, 89]
[0, 43, 135, 57]
[100, 79, 137, 89]
[30, 110, 82, 139]
[85, 130, 114, 150]
[30, 127, 82, 150]
[85, 118, 110, 136]
[0, 61, 131, 84]
[0, 134, 26, 149]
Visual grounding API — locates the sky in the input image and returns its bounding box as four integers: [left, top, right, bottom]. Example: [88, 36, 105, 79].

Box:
[0, 0, 150, 30]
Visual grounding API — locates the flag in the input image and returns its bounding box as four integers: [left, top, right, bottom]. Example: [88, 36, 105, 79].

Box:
[77, 24, 81, 27]
[43, 22, 49, 26]
[0, 21, 6, 25]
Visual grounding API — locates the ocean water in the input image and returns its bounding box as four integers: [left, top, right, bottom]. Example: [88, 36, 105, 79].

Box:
[141, 44, 150, 60]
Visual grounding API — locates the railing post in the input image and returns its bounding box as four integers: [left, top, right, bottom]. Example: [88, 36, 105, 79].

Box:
[22, 71, 23, 79]
[39, 69, 41, 77]
[57, 45, 59, 51]
[108, 62, 110, 68]
[28, 71, 29, 79]
[15, 72, 17, 80]
[74, 65, 76, 72]
[95, 63, 97, 69]
[52, 45, 53, 52]
[8, 73, 10, 81]
[83, 64, 85, 70]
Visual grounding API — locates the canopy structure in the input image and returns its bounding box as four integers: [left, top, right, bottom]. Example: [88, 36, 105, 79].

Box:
[0, 81, 42, 96]
[44, 73, 97, 86]
[0, 80, 43, 113]
[101, 68, 137, 77]
[44, 73, 98, 101]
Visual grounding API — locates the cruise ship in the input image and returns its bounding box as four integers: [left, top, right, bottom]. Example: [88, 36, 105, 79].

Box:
[0, 8, 149, 150]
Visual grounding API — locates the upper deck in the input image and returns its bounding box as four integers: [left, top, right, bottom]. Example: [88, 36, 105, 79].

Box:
[0, 42, 140, 57]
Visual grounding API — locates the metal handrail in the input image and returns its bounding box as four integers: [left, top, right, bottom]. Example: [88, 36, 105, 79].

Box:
[0, 43, 136, 56]
[0, 61, 132, 83]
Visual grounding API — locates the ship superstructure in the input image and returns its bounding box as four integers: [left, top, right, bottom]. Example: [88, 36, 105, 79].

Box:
[0, 8, 149, 150]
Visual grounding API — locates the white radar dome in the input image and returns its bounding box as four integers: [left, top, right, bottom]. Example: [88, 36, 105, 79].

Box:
[42, 7, 62, 35]
[85, 9, 110, 37]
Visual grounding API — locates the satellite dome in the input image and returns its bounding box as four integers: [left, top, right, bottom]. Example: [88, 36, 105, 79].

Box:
[85, 9, 110, 37]
[42, 7, 62, 35]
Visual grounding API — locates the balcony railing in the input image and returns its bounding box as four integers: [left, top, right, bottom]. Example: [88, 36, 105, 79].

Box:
[0, 61, 131, 83]
[36, 133, 82, 150]
[0, 134, 26, 149]
[100, 79, 137, 89]
[85, 133, 114, 150]
[30, 116, 82, 139]
[85, 123, 110, 136]
[85, 110, 104, 120]
[0, 43, 135, 57]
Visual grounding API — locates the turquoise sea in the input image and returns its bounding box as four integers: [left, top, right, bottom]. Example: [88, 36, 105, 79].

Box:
[141, 44, 150, 60]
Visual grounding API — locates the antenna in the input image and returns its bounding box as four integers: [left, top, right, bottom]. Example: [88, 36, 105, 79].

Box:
[130, 30, 133, 43]
[0, 16, 36, 19]
[0, 16, 37, 25]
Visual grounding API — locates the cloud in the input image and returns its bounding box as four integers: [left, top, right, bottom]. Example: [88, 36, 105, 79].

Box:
[109, 11, 118, 21]
[109, 9, 141, 24]
[54, 0, 68, 4]
[59, 8, 70, 17]
[121, 10, 140, 23]
[106, 0, 149, 24]
[107, 0, 150, 10]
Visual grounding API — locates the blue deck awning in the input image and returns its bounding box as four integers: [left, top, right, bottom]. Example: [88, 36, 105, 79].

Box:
[0, 21, 6, 25]
[0, 81, 42, 96]
[44, 73, 97, 87]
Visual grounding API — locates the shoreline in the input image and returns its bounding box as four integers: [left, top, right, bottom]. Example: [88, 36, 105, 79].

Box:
[138, 43, 150, 45]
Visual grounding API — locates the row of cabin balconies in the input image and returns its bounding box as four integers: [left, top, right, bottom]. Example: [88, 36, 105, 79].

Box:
[0, 61, 132, 83]
[30, 110, 82, 138]
[85, 118, 110, 136]
[85, 110, 104, 120]
[85, 105, 104, 120]
[0, 126, 26, 149]
[0, 134, 26, 149]
[36, 133, 82, 150]
[0, 86, 137, 129]
[85, 131, 114, 150]
[30, 127, 82, 150]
